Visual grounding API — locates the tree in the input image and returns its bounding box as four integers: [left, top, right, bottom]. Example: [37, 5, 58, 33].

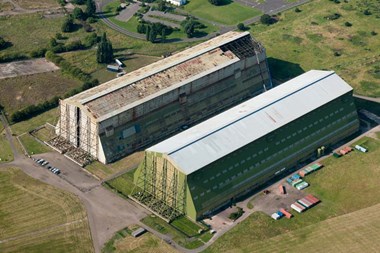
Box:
[149, 26, 157, 42]
[237, 23, 245, 31]
[184, 22, 195, 38]
[96, 33, 113, 63]
[61, 17, 75, 32]
[73, 7, 85, 20]
[161, 27, 167, 42]
[157, 0, 167, 11]
[260, 14, 273, 25]
[137, 23, 147, 34]
[86, 0, 96, 17]
[72, 0, 85, 4]
[146, 25, 151, 41]
[208, 0, 222, 6]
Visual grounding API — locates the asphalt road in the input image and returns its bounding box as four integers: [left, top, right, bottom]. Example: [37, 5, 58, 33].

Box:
[0, 114, 150, 253]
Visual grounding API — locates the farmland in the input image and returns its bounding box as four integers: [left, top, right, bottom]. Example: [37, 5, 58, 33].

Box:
[204, 136, 380, 252]
[0, 168, 93, 253]
[252, 0, 380, 97]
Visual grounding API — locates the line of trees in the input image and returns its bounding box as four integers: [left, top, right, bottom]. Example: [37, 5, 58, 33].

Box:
[137, 22, 173, 43]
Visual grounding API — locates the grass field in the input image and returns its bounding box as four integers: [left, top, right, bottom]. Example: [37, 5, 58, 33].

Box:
[10, 108, 59, 136]
[0, 168, 93, 253]
[87, 151, 143, 180]
[61, 50, 161, 84]
[103, 226, 178, 253]
[0, 71, 81, 114]
[103, 1, 217, 40]
[183, 0, 262, 25]
[18, 134, 51, 155]
[12, 0, 60, 9]
[0, 14, 64, 56]
[0, 121, 13, 163]
[204, 136, 380, 252]
[252, 0, 380, 97]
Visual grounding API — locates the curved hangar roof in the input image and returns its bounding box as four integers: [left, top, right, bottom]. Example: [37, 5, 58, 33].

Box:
[148, 70, 354, 175]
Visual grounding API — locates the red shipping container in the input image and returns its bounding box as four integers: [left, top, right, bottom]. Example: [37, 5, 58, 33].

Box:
[280, 208, 293, 219]
[299, 170, 306, 177]
[306, 194, 320, 204]
[304, 195, 317, 205]
[293, 202, 306, 211]
[279, 185, 286, 194]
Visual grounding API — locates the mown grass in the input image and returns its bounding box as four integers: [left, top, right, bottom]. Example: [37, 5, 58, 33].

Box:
[0, 121, 13, 163]
[252, 0, 380, 97]
[204, 136, 380, 252]
[10, 108, 59, 136]
[0, 71, 81, 115]
[18, 134, 50, 155]
[0, 168, 93, 253]
[102, 226, 178, 253]
[103, 1, 217, 40]
[105, 168, 136, 195]
[87, 151, 143, 180]
[142, 215, 212, 249]
[183, 0, 262, 25]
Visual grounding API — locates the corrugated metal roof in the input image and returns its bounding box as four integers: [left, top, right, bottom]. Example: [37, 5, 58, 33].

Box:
[64, 31, 254, 121]
[148, 70, 353, 175]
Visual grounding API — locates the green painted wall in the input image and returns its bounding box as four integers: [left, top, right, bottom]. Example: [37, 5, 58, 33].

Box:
[186, 92, 359, 219]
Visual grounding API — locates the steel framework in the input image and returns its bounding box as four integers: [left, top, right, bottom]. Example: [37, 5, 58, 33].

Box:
[132, 154, 186, 221]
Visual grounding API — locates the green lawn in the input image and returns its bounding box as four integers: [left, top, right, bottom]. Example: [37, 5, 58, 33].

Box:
[103, 1, 217, 41]
[0, 168, 93, 253]
[204, 136, 380, 252]
[0, 121, 13, 163]
[183, 0, 262, 25]
[252, 0, 380, 97]
[87, 151, 143, 180]
[105, 168, 137, 195]
[103, 226, 178, 253]
[18, 134, 51, 155]
[10, 108, 59, 136]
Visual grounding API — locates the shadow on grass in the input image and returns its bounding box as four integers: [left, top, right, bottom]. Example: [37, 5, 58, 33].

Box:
[97, 11, 117, 19]
[0, 41, 13, 51]
[267, 57, 304, 83]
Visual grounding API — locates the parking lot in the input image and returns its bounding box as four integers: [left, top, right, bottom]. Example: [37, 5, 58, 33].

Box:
[31, 152, 100, 192]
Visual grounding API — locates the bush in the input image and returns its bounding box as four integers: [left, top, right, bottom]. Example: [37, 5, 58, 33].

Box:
[83, 32, 98, 48]
[0, 37, 7, 50]
[11, 96, 60, 123]
[237, 23, 245, 31]
[371, 31, 378, 36]
[228, 207, 244, 221]
[73, 7, 86, 20]
[325, 13, 341, 20]
[344, 21, 352, 27]
[62, 17, 75, 32]
[0, 53, 28, 63]
[334, 51, 342, 56]
[295, 7, 301, 12]
[260, 14, 275, 25]
[363, 9, 372, 15]
[72, 0, 85, 4]
[29, 48, 47, 58]
[87, 17, 97, 23]
[57, 0, 65, 6]
[208, 0, 223, 6]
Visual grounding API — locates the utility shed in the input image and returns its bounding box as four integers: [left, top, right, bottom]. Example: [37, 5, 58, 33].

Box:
[132, 70, 360, 221]
[52, 31, 272, 165]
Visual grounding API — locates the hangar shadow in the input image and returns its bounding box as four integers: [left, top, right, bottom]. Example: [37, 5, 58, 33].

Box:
[267, 58, 305, 86]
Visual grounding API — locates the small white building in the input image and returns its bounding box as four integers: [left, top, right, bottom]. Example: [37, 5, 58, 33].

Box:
[165, 0, 186, 6]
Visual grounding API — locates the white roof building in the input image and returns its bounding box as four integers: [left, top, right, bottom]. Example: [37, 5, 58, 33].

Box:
[148, 70, 354, 175]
